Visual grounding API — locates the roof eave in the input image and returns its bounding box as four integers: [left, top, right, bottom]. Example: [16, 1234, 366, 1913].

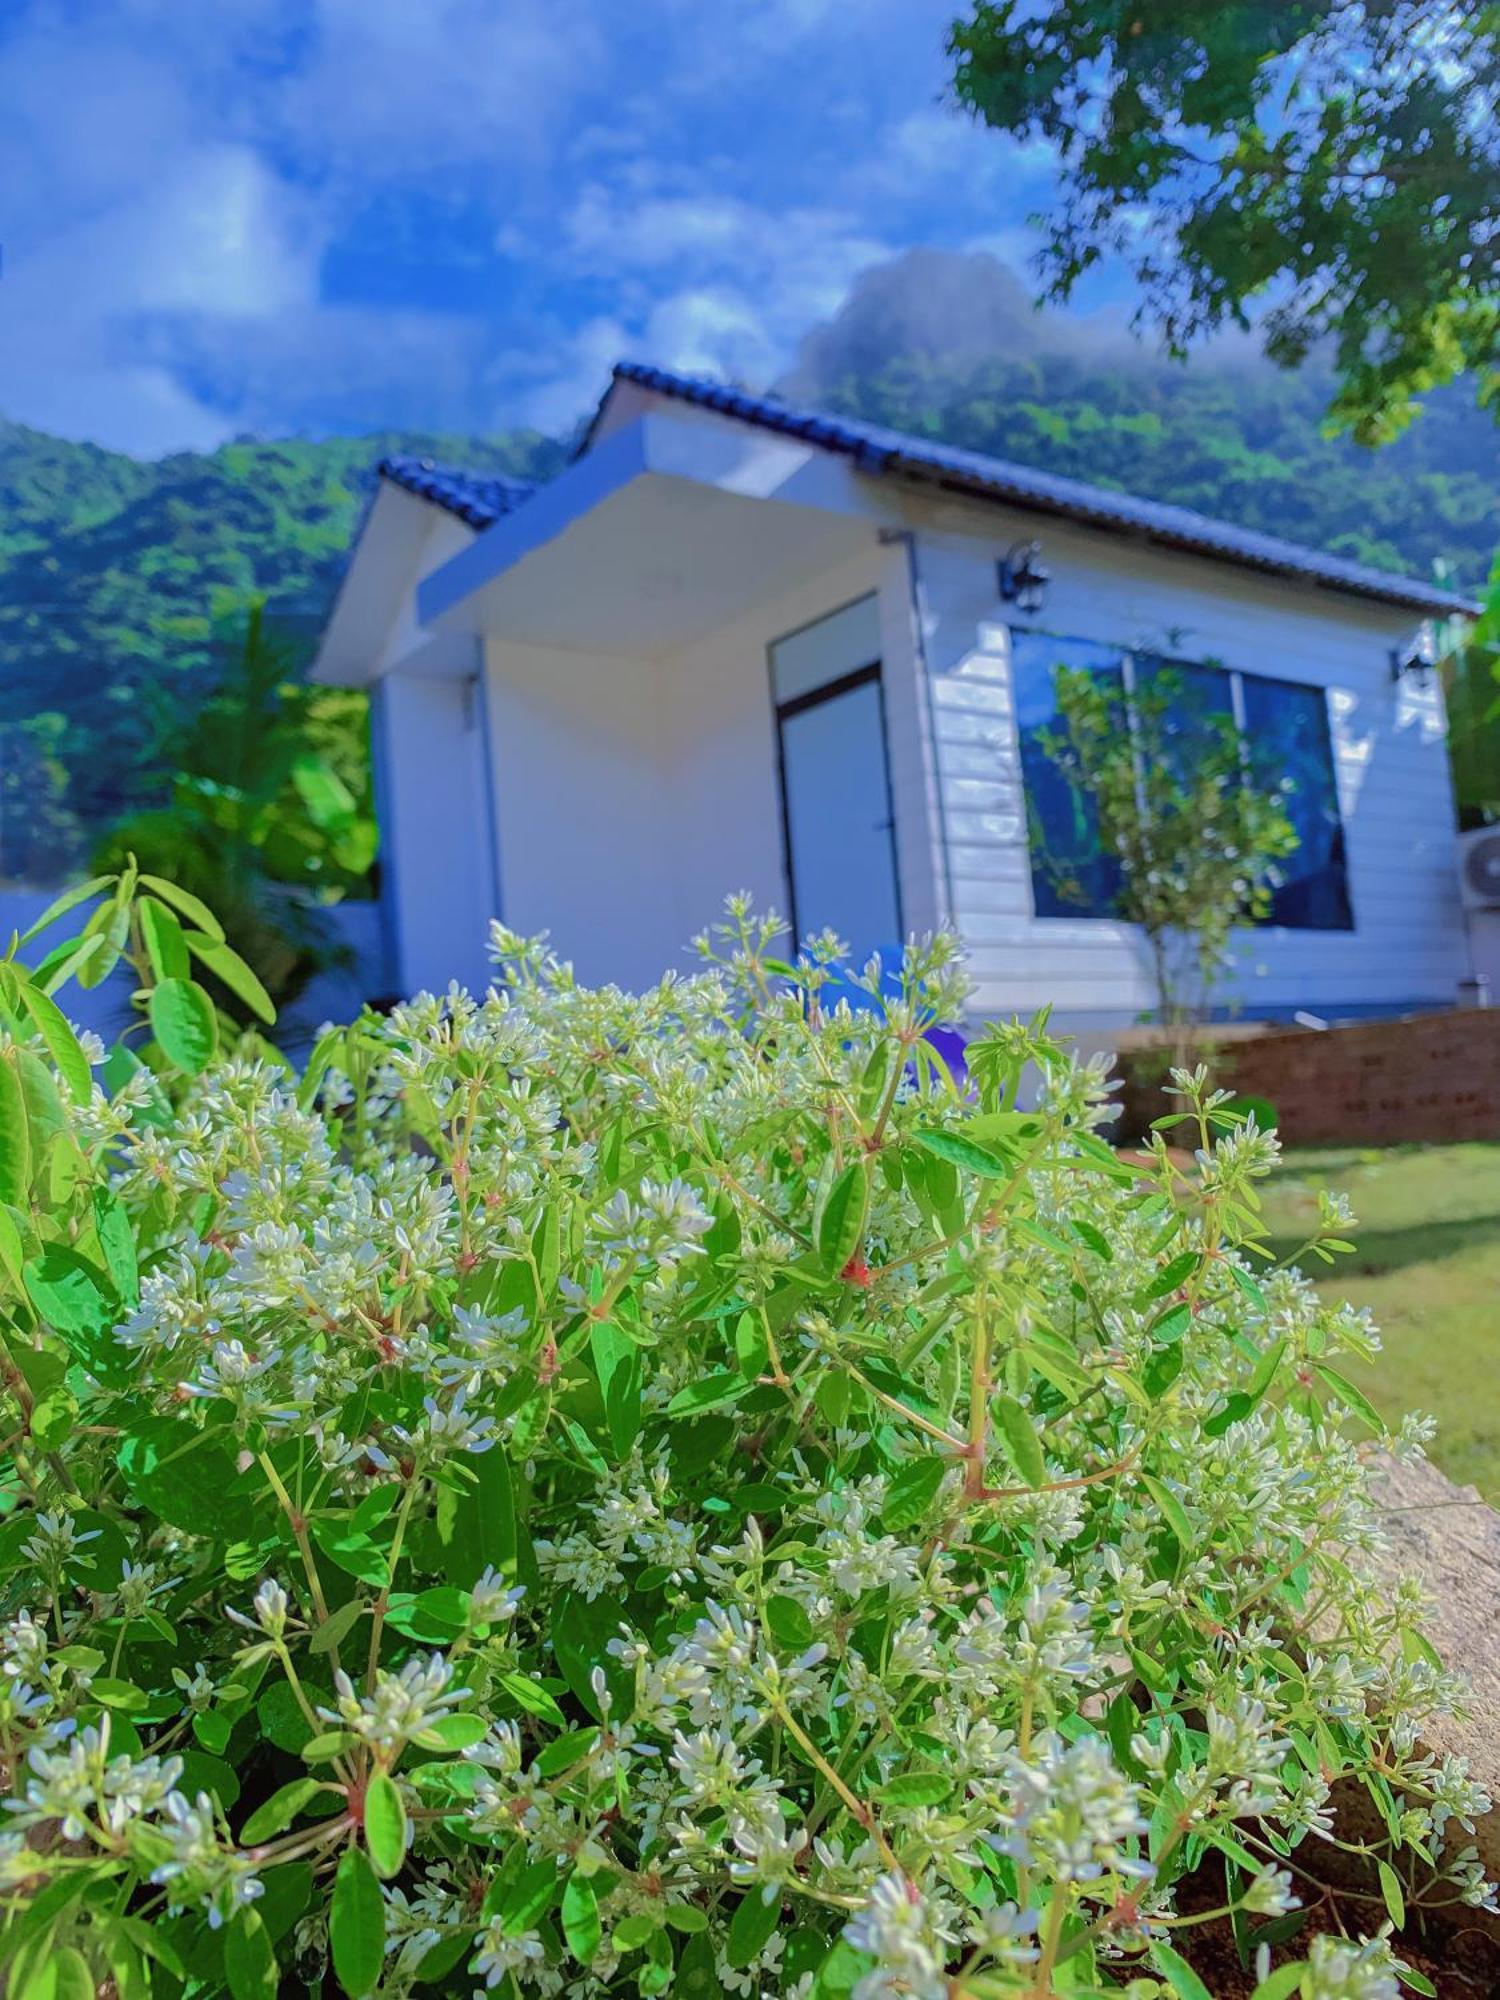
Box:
[610, 360, 1477, 621]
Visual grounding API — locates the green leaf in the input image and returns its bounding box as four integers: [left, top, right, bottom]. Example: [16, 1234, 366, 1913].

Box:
[138, 875, 225, 942]
[30, 930, 105, 996]
[16, 874, 112, 946]
[591, 1319, 642, 1461]
[764, 1595, 814, 1652]
[873, 1772, 952, 1808]
[117, 1416, 264, 1541]
[1140, 1249, 1200, 1302]
[734, 1308, 769, 1381]
[139, 897, 191, 983]
[726, 1886, 782, 1969]
[364, 1773, 408, 1880]
[1378, 1858, 1405, 1929]
[1227, 1261, 1269, 1312]
[1312, 1364, 1387, 1435]
[818, 1161, 868, 1274]
[91, 1677, 149, 1711]
[75, 896, 130, 989]
[309, 1596, 366, 1656]
[1149, 1939, 1214, 2000]
[24, 1247, 115, 1358]
[21, 1946, 95, 2000]
[223, 1908, 278, 2000]
[444, 1439, 517, 1588]
[562, 1871, 601, 1966]
[186, 933, 277, 1025]
[496, 1674, 565, 1727]
[330, 1847, 384, 1997]
[1149, 1301, 1192, 1345]
[0, 1202, 25, 1289]
[0, 1055, 30, 1207]
[310, 1520, 388, 1587]
[17, 980, 92, 1104]
[91, 1187, 139, 1309]
[880, 1456, 946, 1532]
[239, 1778, 324, 1844]
[500, 1858, 561, 1932]
[914, 1128, 1012, 1176]
[149, 978, 219, 1075]
[1141, 1472, 1194, 1551]
[300, 1730, 357, 1763]
[1071, 1217, 1113, 1260]
[1396, 1968, 1437, 1998]
[666, 1371, 750, 1417]
[993, 1394, 1045, 1488]
[1250, 1965, 1309, 2000]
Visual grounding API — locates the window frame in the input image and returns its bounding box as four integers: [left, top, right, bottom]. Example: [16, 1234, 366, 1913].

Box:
[1008, 627, 1356, 934]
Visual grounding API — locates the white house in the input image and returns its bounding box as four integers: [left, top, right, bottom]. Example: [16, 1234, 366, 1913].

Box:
[313, 361, 1476, 1035]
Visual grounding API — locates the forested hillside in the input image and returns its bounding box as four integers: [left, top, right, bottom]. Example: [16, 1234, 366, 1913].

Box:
[3, 246, 1495, 881]
[0, 424, 563, 880]
[778, 251, 1499, 587]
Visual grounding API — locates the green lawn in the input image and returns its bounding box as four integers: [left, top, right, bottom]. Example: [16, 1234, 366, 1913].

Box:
[1260, 1143, 1500, 1500]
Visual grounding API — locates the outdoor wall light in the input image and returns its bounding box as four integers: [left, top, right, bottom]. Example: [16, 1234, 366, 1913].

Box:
[999, 538, 1050, 616]
[1390, 623, 1438, 685]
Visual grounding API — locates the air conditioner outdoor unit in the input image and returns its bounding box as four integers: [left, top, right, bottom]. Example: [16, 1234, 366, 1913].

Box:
[1458, 825, 1500, 911]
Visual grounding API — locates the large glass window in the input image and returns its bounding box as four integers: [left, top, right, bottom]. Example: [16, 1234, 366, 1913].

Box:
[1012, 633, 1125, 918]
[1011, 633, 1353, 932]
[1240, 674, 1354, 930]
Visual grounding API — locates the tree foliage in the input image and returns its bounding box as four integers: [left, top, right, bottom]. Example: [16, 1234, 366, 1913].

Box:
[93, 605, 378, 1017]
[1441, 553, 1500, 822]
[1040, 664, 1300, 1061]
[947, 1, 1500, 440]
[0, 421, 563, 855]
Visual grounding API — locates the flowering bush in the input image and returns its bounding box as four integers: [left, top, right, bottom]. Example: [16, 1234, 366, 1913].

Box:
[0, 889, 1490, 2000]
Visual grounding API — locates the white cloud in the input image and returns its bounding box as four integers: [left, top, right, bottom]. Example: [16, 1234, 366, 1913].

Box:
[277, 0, 599, 180]
[505, 175, 891, 426]
[0, 0, 1063, 452]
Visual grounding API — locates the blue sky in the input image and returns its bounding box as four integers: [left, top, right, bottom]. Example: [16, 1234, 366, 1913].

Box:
[0, 0, 1073, 455]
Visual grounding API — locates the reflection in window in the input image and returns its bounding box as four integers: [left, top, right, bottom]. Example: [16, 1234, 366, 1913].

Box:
[1011, 633, 1125, 918]
[1240, 674, 1354, 930]
[1011, 633, 1353, 932]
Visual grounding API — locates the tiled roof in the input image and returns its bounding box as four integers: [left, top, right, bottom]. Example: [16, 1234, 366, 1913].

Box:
[609, 360, 1475, 617]
[378, 454, 535, 531]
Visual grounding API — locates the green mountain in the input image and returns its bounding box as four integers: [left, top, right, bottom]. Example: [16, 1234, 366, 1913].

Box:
[0, 424, 564, 882]
[779, 249, 1499, 590]
[3, 247, 1495, 883]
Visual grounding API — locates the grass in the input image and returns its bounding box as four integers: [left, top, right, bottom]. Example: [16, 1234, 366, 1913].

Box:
[1259, 1142, 1500, 1500]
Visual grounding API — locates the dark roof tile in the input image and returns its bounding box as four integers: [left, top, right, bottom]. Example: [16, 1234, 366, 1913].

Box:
[379, 454, 534, 531]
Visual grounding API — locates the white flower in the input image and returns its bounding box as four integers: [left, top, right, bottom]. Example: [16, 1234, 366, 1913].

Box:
[323, 1654, 467, 1754]
[844, 1874, 949, 2000]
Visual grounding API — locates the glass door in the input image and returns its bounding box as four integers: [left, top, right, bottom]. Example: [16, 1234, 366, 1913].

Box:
[771, 597, 902, 961]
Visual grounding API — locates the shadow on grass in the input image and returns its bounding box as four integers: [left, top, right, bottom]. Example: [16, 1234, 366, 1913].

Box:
[1264, 1210, 1500, 1279]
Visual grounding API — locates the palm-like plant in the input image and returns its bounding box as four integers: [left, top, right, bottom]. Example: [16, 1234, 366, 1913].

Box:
[94, 602, 377, 1015]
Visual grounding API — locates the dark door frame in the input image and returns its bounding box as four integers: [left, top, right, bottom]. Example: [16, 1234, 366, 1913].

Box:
[771, 658, 904, 951]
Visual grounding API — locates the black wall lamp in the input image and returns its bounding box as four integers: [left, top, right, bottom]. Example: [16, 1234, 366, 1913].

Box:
[1391, 624, 1437, 685]
[998, 538, 1050, 616]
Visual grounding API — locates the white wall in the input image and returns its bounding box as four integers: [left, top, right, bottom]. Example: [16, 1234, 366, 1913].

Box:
[479, 541, 942, 986]
[482, 639, 680, 988]
[904, 493, 1467, 1029]
[373, 664, 497, 997]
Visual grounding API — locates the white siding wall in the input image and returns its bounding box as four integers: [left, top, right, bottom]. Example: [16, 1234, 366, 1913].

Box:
[906, 497, 1466, 1029]
[480, 540, 941, 986]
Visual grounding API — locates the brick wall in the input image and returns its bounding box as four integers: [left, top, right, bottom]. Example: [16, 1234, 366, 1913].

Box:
[1118, 1010, 1500, 1147]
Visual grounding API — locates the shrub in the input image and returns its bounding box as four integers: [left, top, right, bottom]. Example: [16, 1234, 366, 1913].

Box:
[0, 893, 1490, 1999]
